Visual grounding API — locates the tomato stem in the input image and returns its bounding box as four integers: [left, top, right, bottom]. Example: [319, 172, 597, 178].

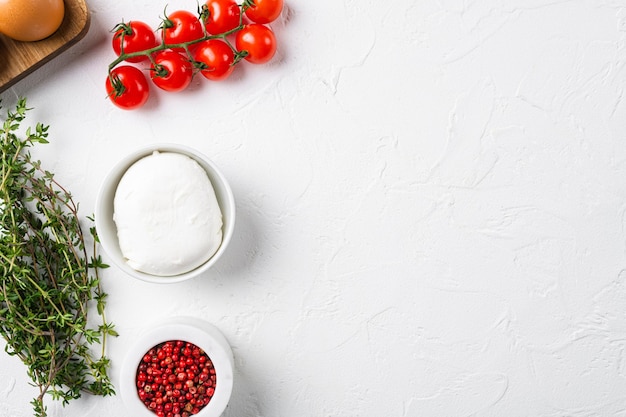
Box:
[108, 3, 251, 76]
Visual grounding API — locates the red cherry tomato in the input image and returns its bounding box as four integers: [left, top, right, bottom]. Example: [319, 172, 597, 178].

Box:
[112, 21, 158, 63]
[203, 0, 241, 35]
[106, 65, 150, 110]
[150, 50, 194, 92]
[235, 23, 277, 64]
[193, 39, 235, 81]
[160, 10, 204, 48]
[244, 0, 283, 24]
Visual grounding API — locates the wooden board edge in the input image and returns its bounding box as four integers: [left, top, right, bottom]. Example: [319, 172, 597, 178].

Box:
[0, 2, 92, 93]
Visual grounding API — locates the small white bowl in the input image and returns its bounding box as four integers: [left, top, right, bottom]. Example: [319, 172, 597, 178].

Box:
[119, 317, 234, 417]
[95, 143, 235, 283]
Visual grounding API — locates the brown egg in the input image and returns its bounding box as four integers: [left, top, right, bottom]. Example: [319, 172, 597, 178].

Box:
[0, 0, 65, 42]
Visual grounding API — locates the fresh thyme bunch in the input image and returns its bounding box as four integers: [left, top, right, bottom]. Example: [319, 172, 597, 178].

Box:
[0, 99, 116, 417]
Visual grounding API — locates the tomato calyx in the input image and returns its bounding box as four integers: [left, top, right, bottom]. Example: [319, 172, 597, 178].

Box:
[157, 6, 175, 31]
[192, 61, 209, 71]
[111, 21, 134, 38]
[198, 4, 211, 25]
[240, 0, 255, 12]
[232, 49, 248, 65]
[110, 22, 138, 58]
[158, 18, 175, 31]
[150, 63, 170, 78]
[107, 73, 126, 98]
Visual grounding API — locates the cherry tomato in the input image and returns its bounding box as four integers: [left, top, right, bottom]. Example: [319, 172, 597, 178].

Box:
[112, 21, 158, 63]
[193, 39, 235, 81]
[150, 50, 194, 92]
[106, 66, 150, 110]
[244, 0, 283, 24]
[203, 0, 241, 35]
[235, 24, 277, 64]
[160, 10, 204, 48]
[0, 0, 64, 41]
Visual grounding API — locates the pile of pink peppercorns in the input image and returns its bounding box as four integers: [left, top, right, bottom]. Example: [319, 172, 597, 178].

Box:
[136, 340, 217, 417]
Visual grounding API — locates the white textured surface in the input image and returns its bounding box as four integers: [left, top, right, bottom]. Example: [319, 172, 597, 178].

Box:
[2, 0, 626, 416]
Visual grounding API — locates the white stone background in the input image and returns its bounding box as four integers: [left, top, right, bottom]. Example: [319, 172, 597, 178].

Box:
[2, 0, 626, 416]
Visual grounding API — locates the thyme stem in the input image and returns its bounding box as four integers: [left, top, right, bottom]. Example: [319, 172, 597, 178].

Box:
[0, 99, 116, 417]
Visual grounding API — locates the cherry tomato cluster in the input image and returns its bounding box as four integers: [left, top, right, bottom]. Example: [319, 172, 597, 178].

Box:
[105, 0, 283, 110]
[136, 340, 217, 417]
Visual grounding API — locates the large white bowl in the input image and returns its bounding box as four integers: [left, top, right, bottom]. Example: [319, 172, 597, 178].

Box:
[119, 317, 234, 417]
[95, 143, 235, 283]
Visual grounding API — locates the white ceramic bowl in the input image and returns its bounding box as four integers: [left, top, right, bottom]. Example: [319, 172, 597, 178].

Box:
[95, 143, 235, 283]
[119, 317, 234, 417]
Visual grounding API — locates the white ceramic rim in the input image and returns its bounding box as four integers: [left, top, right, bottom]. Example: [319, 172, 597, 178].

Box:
[94, 143, 235, 283]
[119, 317, 234, 417]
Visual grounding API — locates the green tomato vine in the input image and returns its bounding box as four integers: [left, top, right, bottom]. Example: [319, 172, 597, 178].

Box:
[107, 1, 255, 92]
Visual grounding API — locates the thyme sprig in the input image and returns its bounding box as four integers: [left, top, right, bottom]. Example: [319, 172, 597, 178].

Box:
[0, 99, 116, 417]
